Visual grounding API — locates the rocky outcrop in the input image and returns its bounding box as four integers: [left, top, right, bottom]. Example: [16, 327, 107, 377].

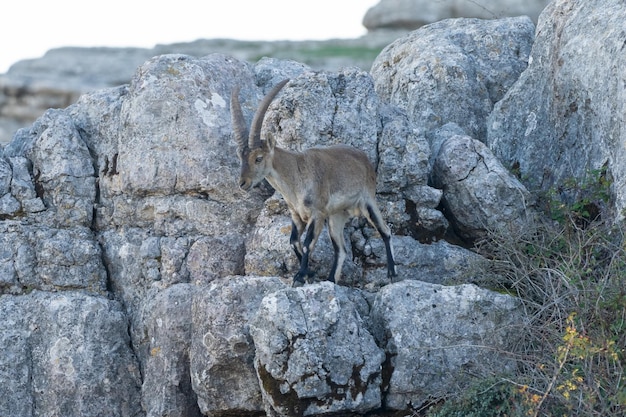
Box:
[431, 126, 532, 241]
[487, 0, 626, 220]
[0, 35, 400, 146]
[371, 16, 535, 144]
[370, 280, 522, 410]
[0, 43, 525, 415]
[1, 1, 625, 415]
[363, 0, 550, 30]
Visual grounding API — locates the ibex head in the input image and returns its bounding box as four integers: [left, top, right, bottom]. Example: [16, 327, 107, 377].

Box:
[230, 79, 289, 191]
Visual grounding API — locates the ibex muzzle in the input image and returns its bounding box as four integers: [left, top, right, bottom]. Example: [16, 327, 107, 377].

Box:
[231, 79, 397, 286]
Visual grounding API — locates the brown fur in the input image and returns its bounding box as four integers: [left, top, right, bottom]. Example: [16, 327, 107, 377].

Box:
[231, 80, 397, 286]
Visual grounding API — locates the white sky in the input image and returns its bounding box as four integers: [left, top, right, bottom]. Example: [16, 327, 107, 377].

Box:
[1, 0, 379, 73]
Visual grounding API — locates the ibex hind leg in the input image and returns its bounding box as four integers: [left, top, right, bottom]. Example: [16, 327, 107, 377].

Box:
[366, 204, 398, 280]
[327, 213, 349, 284]
[293, 218, 323, 287]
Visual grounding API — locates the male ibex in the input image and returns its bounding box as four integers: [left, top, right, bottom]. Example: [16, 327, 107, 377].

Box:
[231, 79, 397, 286]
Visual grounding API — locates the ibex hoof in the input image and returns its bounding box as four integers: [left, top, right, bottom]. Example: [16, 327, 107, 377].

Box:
[292, 279, 305, 288]
[388, 269, 398, 282]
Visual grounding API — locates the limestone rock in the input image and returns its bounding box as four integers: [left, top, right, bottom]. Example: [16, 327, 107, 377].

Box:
[191, 276, 285, 416]
[140, 284, 202, 417]
[487, 0, 626, 220]
[361, 236, 490, 289]
[372, 16, 535, 143]
[370, 280, 524, 410]
[0, 221, 106, 294]
[250, 282, 384, 416]
[0, 291, 142, 417]
[263, 68, 380, 165]
[431, 131, 532, 241]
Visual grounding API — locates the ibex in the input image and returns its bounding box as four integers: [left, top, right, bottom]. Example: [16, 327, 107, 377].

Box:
[231, 79, 397, 286]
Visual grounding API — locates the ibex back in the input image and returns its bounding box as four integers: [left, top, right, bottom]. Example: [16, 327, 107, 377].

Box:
[230, 79, 397, 286]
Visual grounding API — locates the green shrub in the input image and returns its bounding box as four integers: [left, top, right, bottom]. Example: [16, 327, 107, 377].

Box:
[426, 378, 532, 417]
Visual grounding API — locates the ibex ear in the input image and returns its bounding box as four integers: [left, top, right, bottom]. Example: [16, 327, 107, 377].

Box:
[265, 131, 276, 152]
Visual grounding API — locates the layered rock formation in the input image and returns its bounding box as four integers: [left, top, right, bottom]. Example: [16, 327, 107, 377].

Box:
[1, 0, 625, 415]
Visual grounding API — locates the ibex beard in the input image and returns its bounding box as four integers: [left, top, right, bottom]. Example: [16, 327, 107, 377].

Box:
[231, 79, 397, 287]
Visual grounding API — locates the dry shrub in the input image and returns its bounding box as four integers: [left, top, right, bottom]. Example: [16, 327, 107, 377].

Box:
[473, 212, 626, 417]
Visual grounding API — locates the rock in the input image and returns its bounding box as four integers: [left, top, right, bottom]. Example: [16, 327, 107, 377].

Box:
[0, 221, 106, 294]
[371, 16, 535, 143]
[487, 0, 626, 220]
[0, 35, 401, 146]
[375, 105, 449, 238]
[263, 68, 380, 165]
[370, 280, 524, 410]
[0, 291, 142, 417]
[431, 131, 533, 241]
[363, 0, 550, 30]
[250, 282, 384, 416]
[376, 105, 430, 195]
[361, 236, 490, 289]
[140, 284, 202, 417]
[6, 109, 96, 227]
[191, 276, 285, 416]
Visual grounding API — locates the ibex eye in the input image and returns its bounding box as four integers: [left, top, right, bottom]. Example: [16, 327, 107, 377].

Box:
[255, 156, 263, 164]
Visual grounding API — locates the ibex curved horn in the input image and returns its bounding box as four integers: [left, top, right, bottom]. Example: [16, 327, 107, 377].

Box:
[230, 85, 249, 155]
[248, 79, 289, 149]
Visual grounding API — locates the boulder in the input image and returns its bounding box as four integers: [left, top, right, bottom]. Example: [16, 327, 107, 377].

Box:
[487, 0, 626, 220]
[370, 280, 524, 410]
[191, 276, 285, 416]
[263, 68, 380, 165]
[250, 282, 384, 416]
[431, 130, 532, 241]
[360, 236, 490, 289]
[0, 291, 142, 417]
[363, 0, 550, 30]
[140, 284, 202, 417]
[371, 16, 535, 143]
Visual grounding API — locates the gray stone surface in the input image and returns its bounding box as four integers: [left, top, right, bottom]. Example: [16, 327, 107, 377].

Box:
[139, 284, 201, 417]
[361, 236, 490, 289]
[370, 280, 524, 410]
[487, 0, 626, 220]
[250, 282, 384, 416]
[371, 16, 535, 143]
[0, 291, 143, 417]
[191, 276, 285, 416]
[431, 130, 533, 241]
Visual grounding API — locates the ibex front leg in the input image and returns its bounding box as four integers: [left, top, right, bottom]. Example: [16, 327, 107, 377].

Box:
[293, 217, 324, 286]
[289, 215, 306, 263]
